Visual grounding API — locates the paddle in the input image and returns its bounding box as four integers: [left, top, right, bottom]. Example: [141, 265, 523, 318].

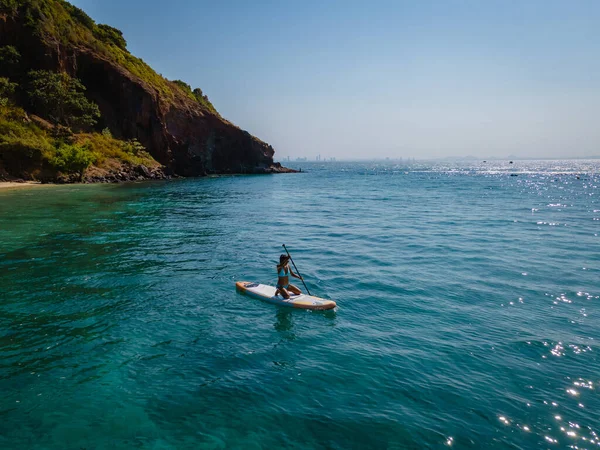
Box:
[282, 244, 312, 295]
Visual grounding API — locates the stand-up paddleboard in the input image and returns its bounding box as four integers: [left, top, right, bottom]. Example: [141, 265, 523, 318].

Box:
[236, 281, 336, 311]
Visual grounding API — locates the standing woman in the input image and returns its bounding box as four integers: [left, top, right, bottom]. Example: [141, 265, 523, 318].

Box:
[275, 254, 303, 298]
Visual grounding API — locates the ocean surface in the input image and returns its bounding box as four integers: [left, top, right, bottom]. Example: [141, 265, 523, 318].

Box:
[1, 160, 599, 449]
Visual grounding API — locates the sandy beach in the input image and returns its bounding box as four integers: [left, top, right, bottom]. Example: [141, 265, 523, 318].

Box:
[0, 181, 43, 190]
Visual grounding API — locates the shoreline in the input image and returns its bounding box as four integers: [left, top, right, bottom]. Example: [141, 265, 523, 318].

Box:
[0, 181, 44, 190]
[0, 168, 299, 191]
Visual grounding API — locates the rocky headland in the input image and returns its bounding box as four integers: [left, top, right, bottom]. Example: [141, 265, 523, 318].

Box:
[0, 0, 294, 184]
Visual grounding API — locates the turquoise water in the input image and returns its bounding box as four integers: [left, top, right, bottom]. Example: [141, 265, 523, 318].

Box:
[1, 161, 599, 449]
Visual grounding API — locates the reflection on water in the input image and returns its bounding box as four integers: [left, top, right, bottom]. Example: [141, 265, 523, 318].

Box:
[274, 309, 295, 338]
[273, 307, 338, 339]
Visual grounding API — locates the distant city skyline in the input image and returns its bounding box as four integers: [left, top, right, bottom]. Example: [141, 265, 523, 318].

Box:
[70, 0, 600, 160]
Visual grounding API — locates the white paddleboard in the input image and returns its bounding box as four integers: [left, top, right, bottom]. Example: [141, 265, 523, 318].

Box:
[235, 281, 336, 311]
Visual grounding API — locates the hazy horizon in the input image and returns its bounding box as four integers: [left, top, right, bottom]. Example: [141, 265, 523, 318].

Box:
[70, 0, 600, 161]
[278, 155, 600, 163]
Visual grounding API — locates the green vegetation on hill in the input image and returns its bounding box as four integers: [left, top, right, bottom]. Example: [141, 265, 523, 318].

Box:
[0, 105, 52, 159]
[94, 24, 127, 50]
[50, 140, 97, 179]
[0, 104, 158, 180]
[0, 0, 218, 111]
[171, 80, 218, 115]
[0, 78, 17, 107]
[0, 0, 224, 180]
[0, 45, 20, 79]
[0, 59, 157, 180]
[28, 70, 100, 129]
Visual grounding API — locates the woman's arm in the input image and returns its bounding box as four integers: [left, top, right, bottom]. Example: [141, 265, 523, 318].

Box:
[289, 266, 303, 280]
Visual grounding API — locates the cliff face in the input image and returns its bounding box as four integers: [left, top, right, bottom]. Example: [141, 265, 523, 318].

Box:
[72, 48, 278, 176]
[0, 0, 283, 177]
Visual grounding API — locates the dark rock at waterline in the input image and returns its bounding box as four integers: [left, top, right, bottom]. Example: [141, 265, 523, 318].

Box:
[135, 165, 152, 178]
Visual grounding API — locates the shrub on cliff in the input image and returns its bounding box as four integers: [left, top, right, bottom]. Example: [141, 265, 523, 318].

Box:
[0, 0, 20, 13]
[121, 138, 146, 156]
[0, 46, 21, 78]
[171, 80, 219, 115]
[192, 88, 218, 114]
[75, 133, 158, 168]
[192, 88, 204, 100]
[0, 105, 54, 177]
[50, 141, 96, 179]
[0, 78, 18, 106]
[173, 80, 193, 94]
[27, 70, 100, 130]
[58, 0, 95, 30]
[94, 24, 127, 50]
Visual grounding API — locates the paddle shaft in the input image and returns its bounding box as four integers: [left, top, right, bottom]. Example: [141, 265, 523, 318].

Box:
[282, 244, 311, 295]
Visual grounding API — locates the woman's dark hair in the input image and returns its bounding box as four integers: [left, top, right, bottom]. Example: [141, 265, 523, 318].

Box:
[279, 254, 289, 264]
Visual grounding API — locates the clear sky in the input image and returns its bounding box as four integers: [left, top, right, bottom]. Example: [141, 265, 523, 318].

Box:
[69, 0, 600, 160]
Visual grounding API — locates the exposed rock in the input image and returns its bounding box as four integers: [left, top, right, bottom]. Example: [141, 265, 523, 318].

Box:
[29, 115, 55, 131]
[135, 164, 152, 178]
[81, 160, 167, 184]
[0, 6, 290, 178]
[268, 162, 298, 173]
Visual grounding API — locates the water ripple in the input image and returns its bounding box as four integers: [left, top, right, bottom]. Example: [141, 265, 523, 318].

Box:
[0, 161, 599, 448]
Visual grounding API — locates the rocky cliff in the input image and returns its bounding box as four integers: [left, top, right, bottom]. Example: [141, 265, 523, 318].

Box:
[0, 0, 289, 179]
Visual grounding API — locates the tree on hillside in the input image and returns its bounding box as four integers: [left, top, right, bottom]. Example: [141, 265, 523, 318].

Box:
[192, 87, 217, 114]
[0, 0, 20, 14]
[0, 77, 17, 106]
[173, 80, 193, 94]
[51, 142, 97, 181]
[192, 88, 204, 101]
[0, 45, 20, 78]
[59, 0, 95, 29]
[27, 70, 100, 130]
[95, 24, 127, 50]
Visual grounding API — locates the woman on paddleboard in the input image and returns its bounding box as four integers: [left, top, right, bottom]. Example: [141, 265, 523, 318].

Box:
[275, 254, 303, 299]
